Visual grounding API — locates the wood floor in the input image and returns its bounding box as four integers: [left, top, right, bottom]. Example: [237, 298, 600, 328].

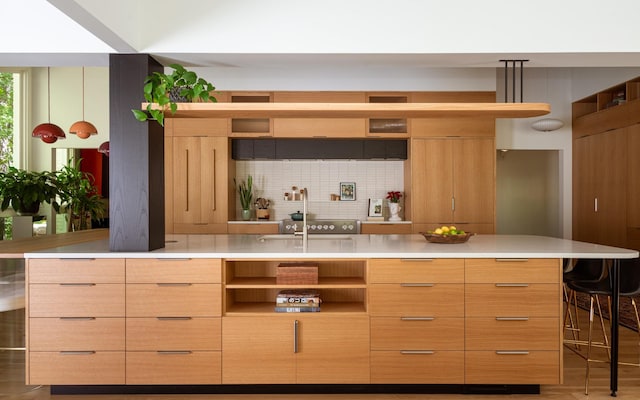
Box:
[1, 308, 639, 400]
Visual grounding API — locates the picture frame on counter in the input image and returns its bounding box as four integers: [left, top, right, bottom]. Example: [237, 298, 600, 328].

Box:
[368, 198, 383, 217]
[340, 182, 356, 201]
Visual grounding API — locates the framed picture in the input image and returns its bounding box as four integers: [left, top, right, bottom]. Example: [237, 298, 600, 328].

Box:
[340, 182, 356, 201]
[368, 199, 383, 217]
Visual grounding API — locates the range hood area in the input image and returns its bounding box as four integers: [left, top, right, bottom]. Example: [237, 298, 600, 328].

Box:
[231, 138, 407, 160]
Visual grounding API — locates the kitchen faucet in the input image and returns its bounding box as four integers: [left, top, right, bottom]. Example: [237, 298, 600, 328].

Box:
[293, 188, 308, 247]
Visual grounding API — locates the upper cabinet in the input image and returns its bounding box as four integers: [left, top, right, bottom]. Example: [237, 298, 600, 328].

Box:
[366, 93, 409, 137]
[229, 92, 273, 137]
[572, 76, 640, 138]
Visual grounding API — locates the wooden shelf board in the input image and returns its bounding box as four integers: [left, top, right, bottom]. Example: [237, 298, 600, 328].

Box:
[226, 276, 366, 289]
[144, 102, 550, 119]
[225, 301, 366, 314]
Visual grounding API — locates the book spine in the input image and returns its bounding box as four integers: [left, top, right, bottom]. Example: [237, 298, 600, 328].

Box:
[274, 307, 321, 313]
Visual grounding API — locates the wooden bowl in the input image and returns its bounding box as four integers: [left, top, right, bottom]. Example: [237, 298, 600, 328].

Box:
[420, 232, 474, 244]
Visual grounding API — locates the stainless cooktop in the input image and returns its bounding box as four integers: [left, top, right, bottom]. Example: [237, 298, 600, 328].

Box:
[280, 219, 361, 234]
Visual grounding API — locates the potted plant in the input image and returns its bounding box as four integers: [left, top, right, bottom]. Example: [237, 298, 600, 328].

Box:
[131, 63, 217, 127]
[0, 167, 59, 215]
[386, 191, 403, 221]
[56, 158, 107, 231]
[235, 175, 253, 220]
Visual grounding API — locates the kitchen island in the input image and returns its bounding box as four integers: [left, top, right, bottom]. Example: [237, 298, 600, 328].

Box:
[23, 234, 638, 395]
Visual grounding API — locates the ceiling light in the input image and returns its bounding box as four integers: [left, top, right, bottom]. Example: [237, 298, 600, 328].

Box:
[98, 141, 110, 156]
[32, 67, 65, 143]
[69, 67, 98, 139]
[531, 118, 564, 132]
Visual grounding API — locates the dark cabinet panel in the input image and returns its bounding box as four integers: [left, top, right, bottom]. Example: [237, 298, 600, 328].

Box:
[363, 140, 407, 159]
[232, 139, 407, 160]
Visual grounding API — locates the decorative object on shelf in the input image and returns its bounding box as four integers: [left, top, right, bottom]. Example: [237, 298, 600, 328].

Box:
[69, 67, 98, 139]
[235, 175, 253, 220]
[367, 198, 384, 221]
[98, 141, 110, 156]
[531, 118, 564, 132]
[0, 167, 59, 215]
[255, 197, 270, 220]
[32, 67, 66, 144]
[386, 191, 403, 221]
[340, 182, 356, 201]
[131, 63, 217, 127]
[56, 158, 106, 231]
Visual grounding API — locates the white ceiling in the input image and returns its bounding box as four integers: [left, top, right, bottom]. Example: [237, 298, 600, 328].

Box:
[2, 0, 640, 69]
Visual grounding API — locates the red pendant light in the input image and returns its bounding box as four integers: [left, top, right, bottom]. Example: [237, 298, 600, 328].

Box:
[98, 141, 110, 156]
[69, 67, 98, 139]
[32, 67, 65, 143]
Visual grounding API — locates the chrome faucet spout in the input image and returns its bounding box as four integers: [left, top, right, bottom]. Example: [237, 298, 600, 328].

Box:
[301, 188, 308, 247]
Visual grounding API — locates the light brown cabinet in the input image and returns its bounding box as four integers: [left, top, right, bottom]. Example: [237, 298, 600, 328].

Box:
[369, 258, 464, 384]
[410, 137, 495, 234]
[628, 124, 640, 250]
[222, 315, 370, 384]
[166, 135, 232, 234]
[464, 258, 561, 385]
[27, 259, 126, 385]
[572, 129, 627, 247]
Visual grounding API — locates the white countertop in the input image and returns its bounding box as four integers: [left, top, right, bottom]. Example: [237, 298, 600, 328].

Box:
[24, 234, 639, 260]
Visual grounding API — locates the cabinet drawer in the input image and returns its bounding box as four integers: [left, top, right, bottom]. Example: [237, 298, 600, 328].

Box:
[127, 317, 221, 350]
[465, 350, 560, 384]
[126, 351, 221, 384]
[126, 258, 221, 283]
[29, 284, 125, 317]
[29, 351, 125, 385]
[369, 258, 464, 283]
[29, 317, 125, 351]
[369, 284, 464, 316]
[126, 284, 221, 317]
[28, 258, 124, 283]
[465, 317, 560, 350]
[465, 258, 560, 283]
[273, 118, 366, 137]
[465, 284, 560, 317]
[370, 317, 463, 350]
[371, 350, 464, 384]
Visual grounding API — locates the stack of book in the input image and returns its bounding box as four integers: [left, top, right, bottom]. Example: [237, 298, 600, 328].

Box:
[275, 290, 321, 312]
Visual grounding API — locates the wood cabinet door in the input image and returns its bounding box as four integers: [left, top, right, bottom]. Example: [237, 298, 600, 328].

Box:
[411, 138, 454, 225]
[172, 136, 228, 229]
[572, 135, 596, 243]
[453, 138, 495, 225]
[296, 315, 370, 384]
[222, 317, 295, 384]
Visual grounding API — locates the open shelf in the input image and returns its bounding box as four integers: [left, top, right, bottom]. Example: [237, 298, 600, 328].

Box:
[225, 301, 366, 315]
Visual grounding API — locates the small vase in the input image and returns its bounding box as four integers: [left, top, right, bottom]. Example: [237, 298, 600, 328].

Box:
[388, 202, 402, 221]
[241, 209, 251, 221]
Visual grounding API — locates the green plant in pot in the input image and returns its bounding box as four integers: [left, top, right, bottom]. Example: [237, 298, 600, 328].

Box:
[56, 158, 106, 231]
[131, 63, 217, 127]
[0, 167, 59, 215]
[235, 175, 253, 221]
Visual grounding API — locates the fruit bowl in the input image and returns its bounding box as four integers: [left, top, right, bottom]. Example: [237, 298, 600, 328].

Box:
[420, 232, 474, 244]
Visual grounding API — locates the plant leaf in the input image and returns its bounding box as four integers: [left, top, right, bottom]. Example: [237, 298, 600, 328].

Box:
[131, 109, 148, 121]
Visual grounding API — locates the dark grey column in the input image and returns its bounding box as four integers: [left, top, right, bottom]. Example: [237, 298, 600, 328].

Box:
[109, 54, 165, 251]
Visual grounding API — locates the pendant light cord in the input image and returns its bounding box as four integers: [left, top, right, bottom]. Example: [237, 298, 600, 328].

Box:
[81, 66, 85, 119]
[47, 67, 51, 123]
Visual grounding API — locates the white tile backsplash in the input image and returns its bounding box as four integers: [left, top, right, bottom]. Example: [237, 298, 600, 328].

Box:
[235, 160, 404, 220]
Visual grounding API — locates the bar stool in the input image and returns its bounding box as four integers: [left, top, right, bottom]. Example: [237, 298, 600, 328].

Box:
[566, 258, 640, 395]
[563, 258, 609, 348]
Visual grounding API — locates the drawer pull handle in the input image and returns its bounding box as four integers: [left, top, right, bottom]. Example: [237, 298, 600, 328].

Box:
[401, 317, 435, 321]
[496, 317, 529, 321]
[59, 258, 96, 261]
[400, 283, 434, 287]
[157, 351, 192, 355]
[60, 351, 96, 355]
[401, 350, 435, 355]
[293, 320, 299, 354]
[156, 283, 193, 286]
[156, 258, 192, 261]
[157, 317, 192, 321]
[400, 258, 434, 262]
[496, 351, 530, 355]
[495, 283, 529, 287]
[60, 283, 96, 286]
[495, 258, 529, 262]
[60, 317, 96, 321]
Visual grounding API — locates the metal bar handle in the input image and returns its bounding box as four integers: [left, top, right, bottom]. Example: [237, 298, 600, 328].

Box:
[60, 351, 96, 355]
[293, 320, 299, 354]
[157, 351, 192, 355]
[401, 317, 435, 321]
[594, 197, 598, 212]
[157, 317, 192, 321]
[495, 317, 529, 321]
[496, 351, 530, 355]
[400, 283, 434, 287]
[495, 258, 529, 262]
[60, 317, 96, 321]
[60, 283, 96, 286]
[156, 283, 193, 286]
[495, 283, 530, 287]
[400, 258, 434, 262]
[401, 350, 435, 355]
